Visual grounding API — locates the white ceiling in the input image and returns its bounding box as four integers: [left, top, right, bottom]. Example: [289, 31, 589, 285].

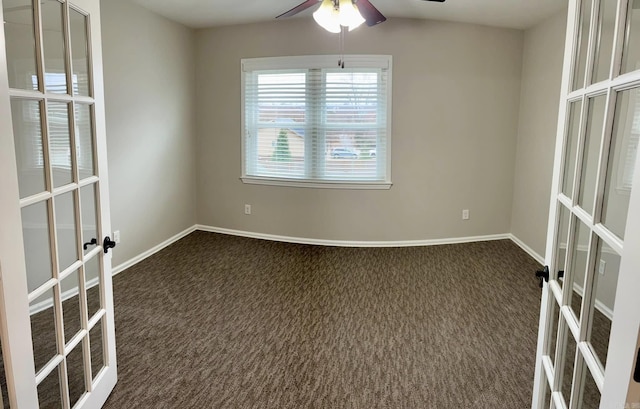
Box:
[132, 0, 568, 30]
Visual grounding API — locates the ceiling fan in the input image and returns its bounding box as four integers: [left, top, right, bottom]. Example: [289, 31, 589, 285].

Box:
[277, 0, 446, 31]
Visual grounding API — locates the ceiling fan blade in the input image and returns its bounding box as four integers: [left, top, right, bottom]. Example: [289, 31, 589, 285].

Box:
[421, 0, 446, 2]
[276, 0, 322, 19]
[355, 0, 386, 26]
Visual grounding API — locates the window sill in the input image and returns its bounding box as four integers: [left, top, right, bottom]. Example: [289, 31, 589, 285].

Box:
[240, 176, 392, 190]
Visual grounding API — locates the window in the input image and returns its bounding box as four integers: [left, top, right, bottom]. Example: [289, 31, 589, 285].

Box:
[241, 55, 392, 189]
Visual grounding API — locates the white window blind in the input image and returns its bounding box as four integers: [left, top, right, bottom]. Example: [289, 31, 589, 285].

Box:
[27, 74, 92, 173]
[242, 55, 392, 189]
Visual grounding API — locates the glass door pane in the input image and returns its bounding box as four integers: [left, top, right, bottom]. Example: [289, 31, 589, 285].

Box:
[21, 201, 53, 293]
[80, 183, 98, 255]
[558, 321, 578, 404]
[555, 205, 571, 289]
[578, 94, 607, 214]
[563, 101, 584, 197]
[567, 219, 591, 321]
[74, 103, 95, 180]
[48, 102, 74, 188]
[621, 0, 640, 74]
[60, 269, 82, 345]
[54, 191, 79, 272]
[11, 99, 46, 199]
[2, 0, 39, 90]
[84, 256, 100, 320]
[41, 0, 68, 94]
[592, 0, 617, 83]
[601, 88, 639, 240]
[88, 318, 104, 383]
[29, 288, 58, 374]
[69, 8, 90, 97]
[66, 341, 87, 407]
[588, 239, 621, 370]
[579, 357, 602, 408]
[574, 0, 594, 90]
[37, 365, 62, 408]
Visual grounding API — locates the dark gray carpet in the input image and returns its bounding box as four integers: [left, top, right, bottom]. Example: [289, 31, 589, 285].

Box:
[2, 231, 612, 408]
[102, 232, 543, 408]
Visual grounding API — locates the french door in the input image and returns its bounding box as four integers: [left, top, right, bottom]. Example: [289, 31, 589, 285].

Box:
[532, 0, 640, 408]
[0, 0, 117, 407]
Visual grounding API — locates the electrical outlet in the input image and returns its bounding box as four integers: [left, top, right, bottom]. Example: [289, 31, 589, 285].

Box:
[462, 209, 470, 220]
[244, 204, 252, 215]
[113, 230, 121, 244]
[599, 259, 606, 275]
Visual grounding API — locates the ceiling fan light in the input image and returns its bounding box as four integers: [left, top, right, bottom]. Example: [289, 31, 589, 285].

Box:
[313, 0, 341, 33]
[338, 0, 365, 31]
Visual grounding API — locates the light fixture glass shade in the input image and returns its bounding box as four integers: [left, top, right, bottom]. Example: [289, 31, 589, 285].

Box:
[313, 0, 341, 33]
[338, 0, 365, 31]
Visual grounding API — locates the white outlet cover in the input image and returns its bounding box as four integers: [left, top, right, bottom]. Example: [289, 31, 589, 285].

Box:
[599, 259, 606, 275]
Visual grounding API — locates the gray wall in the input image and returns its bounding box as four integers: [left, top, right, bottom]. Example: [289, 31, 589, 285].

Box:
[101, 0, 197, 267]
[195, 18, 524, 242]
[510, 10, 567, 257]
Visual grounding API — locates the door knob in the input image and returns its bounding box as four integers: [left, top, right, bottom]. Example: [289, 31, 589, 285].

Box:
[103, 236, 116, 253]
[535, 266, 550, 288]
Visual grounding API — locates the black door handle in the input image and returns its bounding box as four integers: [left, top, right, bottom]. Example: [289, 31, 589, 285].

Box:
[634, 348, 640, 383]
[103, 236, 116, 254]
[83, 238, 97, 250]
[535, 266, 550, 288]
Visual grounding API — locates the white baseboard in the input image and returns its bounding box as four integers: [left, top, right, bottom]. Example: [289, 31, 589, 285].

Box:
[196, 225, 511, 248]
[107, 226, 544, 273]
[111, 225, 197, 276]
[509, 234, 545, 264]
[31, 226, 616, 321]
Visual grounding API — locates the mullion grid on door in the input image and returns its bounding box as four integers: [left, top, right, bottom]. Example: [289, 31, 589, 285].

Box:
[559, 1, 640, 407]
[550, 0, 602, 407]
[31, 0, 81, 407]
[71, 3, 103, 392]
[63, 0, 93, 405]
[53, 0, 75, 404]
[537, 0, 636, 406]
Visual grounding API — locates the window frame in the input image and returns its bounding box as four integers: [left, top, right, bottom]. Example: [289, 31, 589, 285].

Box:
[240, 55, 392, 190]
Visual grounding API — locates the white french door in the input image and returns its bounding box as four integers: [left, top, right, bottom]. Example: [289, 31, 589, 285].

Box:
[532, 0, 640, 408]
[0, 0, 117, 407]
